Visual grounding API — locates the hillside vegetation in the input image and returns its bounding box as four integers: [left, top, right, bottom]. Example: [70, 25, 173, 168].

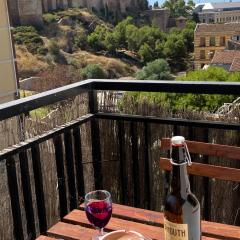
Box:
[14, 8, 138, 88]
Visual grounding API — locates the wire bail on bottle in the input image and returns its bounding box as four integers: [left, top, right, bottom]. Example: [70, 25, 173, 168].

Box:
[184, 141, 192, 166]
[170, 136, 192, 166]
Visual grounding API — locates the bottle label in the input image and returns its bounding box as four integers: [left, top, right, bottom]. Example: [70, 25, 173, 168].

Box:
[164, 218, 188, 240]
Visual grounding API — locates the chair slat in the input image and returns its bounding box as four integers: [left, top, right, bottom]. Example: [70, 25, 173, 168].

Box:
[160, 157, 240, 182]
[160, 138, 240, 160]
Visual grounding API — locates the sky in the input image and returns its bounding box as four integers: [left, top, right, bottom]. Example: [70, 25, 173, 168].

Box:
[148, 0, 240, 6]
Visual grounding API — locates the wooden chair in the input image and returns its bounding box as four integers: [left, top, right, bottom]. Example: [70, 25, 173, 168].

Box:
[160, 138, 240, 182]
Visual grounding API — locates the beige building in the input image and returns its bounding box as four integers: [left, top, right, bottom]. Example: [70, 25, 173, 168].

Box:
[0, 0, 18, 103]
[195, 2, 240, 24]
[194, 23, 240, 69]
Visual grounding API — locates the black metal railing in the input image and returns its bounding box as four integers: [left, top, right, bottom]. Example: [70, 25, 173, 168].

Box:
[0, 79, 240, 239]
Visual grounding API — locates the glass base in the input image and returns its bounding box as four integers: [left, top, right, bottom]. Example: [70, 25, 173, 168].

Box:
[92, 230, 105, 240]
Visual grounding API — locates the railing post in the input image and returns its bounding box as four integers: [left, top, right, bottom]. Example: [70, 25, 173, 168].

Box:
[6, 156, 24, 240]
[53, 135, 68, 219]
[131, 122, 140, 207]
[64, 130, 78, 210]
[19, 150, 36, 239]
[89, 89, 102, 190]
[31, 145, 47, 234]
[73, 126, 85, 201]
[117, 120, 127, 205]
[144, 122, 151, 210]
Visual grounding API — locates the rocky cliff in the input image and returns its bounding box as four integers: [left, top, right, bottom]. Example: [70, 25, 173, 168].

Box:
[7, 0, 148, 26]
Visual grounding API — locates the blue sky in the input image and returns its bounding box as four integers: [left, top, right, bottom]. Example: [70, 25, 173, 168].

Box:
[148, 0, 239, 5]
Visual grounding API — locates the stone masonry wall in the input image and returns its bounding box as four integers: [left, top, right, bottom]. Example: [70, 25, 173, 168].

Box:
[8, 0, 145, 26]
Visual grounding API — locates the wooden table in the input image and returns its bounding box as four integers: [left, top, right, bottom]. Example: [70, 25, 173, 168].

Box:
[37, 203, 240, 240]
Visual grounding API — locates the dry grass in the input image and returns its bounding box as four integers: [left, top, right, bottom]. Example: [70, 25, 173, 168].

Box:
[15, 45, 49, 79]
[68, 51, 137, 78]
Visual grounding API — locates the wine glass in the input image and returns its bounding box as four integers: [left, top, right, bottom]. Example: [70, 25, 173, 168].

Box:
[85, 190, 112, 240]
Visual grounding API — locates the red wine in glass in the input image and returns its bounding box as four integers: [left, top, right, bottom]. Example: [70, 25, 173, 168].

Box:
[86, 201, 112, 229]
[85, 190, 112, 240]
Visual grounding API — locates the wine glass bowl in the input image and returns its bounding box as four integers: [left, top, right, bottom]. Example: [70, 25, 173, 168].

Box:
[85, 190, 112, 239]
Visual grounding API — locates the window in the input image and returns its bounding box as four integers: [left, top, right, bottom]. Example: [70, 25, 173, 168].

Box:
[217, 18, 219, 22]
[203, 18, 206, 23]
[200, 50, 205, 59]
[220, 36, 226, 46]
[200, 37, 206, 47]
[210, 37, 216, 46]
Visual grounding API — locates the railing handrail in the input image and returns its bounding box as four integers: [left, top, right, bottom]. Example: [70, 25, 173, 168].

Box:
[1, 79, 240, 121]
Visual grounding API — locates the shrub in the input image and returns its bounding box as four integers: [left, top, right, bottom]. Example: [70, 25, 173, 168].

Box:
[81, 64, 107, 79]
[13, 26, 46, 55]
[48, 40, 60, 56]
[136, 59, 173, 80]
[43, 13, 58, 24]
[73, 34, 88, 50]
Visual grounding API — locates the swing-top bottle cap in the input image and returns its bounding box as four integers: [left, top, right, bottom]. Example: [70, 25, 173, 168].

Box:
[171, 136, 185, 145]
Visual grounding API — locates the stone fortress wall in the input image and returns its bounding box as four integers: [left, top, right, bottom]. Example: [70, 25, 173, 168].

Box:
[7, 0, 144, 26]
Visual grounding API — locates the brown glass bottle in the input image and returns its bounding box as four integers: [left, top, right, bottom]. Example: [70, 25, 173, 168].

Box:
[164, 136, 201, 240]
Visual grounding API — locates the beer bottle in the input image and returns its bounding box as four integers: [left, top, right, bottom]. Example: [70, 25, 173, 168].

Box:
[164, 136, 201, 240]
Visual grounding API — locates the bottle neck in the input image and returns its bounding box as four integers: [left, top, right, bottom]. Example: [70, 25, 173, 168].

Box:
[170, 145, 191, 198]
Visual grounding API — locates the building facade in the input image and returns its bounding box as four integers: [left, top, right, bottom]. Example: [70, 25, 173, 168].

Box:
[194, 23, 240, 69]
[195, 2, 240, 24]
[0, 0, 18, 103]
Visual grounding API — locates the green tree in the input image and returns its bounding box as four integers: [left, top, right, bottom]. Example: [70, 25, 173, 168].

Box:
[87, 26, 108, 51]
[126, 24, 139, 51]
[139, 0, 149, 10]
[81, 64, 107, 79]
[113, 17, 133, 48]
[136, 59, 173, 80]
[138, 43, 154, 63]
[163, 34, 187, 71]
[104, 32, 117, 52]
[155, 40, 165, 59]
[162, 0, 188, 17]
[153, 1, 159, 8]
[181, 21, 196, 52]
[175, 67, 237, 111]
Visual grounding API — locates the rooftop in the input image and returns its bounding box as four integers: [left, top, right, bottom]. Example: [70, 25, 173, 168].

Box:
[211, 50, 240, 64]
[230, 57, 240, 71]
[195, 22, 240, 34]
[198, 2, 240, 11]
[211, 50, 240, 71]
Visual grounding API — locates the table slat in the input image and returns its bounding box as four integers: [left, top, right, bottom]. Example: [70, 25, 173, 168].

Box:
[80, 203, 240, 240]
[113, 204, 240, 240]
[64, 209, 164, 240]
[64, 209, 220, 240]
[36, 236, 56, 240]
[47, 221, 94, 240]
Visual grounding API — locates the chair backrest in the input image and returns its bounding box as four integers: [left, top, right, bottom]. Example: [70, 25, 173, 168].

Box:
[160, 138, 240, 182]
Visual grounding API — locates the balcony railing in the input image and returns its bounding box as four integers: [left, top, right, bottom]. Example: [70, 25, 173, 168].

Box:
[0, 80, 240, 240]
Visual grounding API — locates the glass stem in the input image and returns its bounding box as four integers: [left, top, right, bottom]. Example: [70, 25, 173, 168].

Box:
[100, 228, 104, 236]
